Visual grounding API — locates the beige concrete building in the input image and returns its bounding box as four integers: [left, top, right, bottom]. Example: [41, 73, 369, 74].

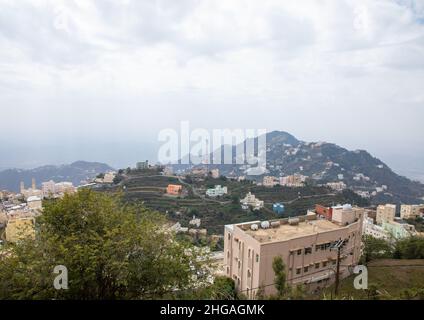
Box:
[5, 217, 36, 243]
[376, 204, 396, 225]
[240, 192, 264, 211]
[262, 176, 278, 187]
[103, 172, 116, 184]
[224, 206, 364, 298]
[210, 169, 220, 179]
[279, 174, 307, 187]
[400, 204, 424, 220]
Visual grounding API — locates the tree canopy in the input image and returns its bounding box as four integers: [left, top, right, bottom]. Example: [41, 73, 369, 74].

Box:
[0, 189, 210, 300]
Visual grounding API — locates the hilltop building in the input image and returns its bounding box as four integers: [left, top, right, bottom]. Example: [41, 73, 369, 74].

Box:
[263, 176, 278, 187]
[240, 192, 264, 211]
[102, 172, 116, 184]
[280, 174, 307, 187]
[136, 161, 149, 170]
[206, 185, 228, 197]
[166, 184, 182, 196]
[210, 169, 220, 179]
[326, 182, 346, 192]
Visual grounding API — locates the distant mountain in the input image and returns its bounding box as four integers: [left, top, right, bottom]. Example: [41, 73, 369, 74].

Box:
[173, 131, 424, 205]
[0, 161, 114, 192]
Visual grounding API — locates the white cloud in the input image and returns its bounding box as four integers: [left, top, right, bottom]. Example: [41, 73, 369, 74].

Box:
[0, 0, 423, 170]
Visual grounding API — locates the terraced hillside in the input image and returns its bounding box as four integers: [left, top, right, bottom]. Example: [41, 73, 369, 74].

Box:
[104, 169, 370, 235]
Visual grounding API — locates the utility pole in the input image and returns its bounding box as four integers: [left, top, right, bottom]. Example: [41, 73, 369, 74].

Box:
[334, 246, 341, 296]
[331, 239, 344, 297]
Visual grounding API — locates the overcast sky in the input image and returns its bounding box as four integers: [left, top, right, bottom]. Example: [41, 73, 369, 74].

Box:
[0, 0, 424, 179]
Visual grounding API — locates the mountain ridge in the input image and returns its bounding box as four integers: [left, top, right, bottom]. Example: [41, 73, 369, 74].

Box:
[0, 161, 114, 192]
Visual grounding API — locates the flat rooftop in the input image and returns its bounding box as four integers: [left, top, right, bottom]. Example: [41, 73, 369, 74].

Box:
[242, 219, 343, 243]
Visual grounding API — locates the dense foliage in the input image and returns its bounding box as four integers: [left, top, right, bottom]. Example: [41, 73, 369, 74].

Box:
[0, 190, 210, 300]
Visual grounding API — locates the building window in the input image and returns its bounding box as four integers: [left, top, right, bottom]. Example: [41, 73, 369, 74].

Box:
[227, 251, 230, 259]
[332, 260, 337, 265]
[315, 263, 320, 269]
[247, 270, 251, 278]
[256, 254, 259, 263]
[227, 267, 230, 274]
[323, 261, 328, 267]
[297, 249, 302, 255]
[296, 268, 301, 275]
[238, 261, 241, 269]
[228, 233, 231, 240]
[305, 247, 312, 255]
[304, 266, 309, 273]
[248, 249, 251, 258]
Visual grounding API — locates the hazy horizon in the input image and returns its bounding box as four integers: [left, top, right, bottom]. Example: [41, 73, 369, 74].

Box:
[1, 1, 424, 182]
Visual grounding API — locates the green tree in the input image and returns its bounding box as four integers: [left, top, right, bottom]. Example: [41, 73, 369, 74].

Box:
[272, 256, 287, 297]
[393, 237, 424, 259]
[0, 189, 210, 300]
[361, 235, 393, 263]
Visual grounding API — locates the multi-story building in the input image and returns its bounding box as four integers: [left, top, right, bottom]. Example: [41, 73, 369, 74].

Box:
[27, 196, 42, 210]
[382, 220, 417, 240]
[279, 174, 307, 187]
[376, 204, 396, 225]
[224, 205, 364, 298]
[400, 204, 424, 220]
[136, 161, 149, 170]
[42, 180, 56, 197]
[240, 192, 264, 211]
[206, 185, 228, 197]
[326, 182, 347, 192]
[263, 176, 278, 188]
[363, 215, 389, 240]
[42, 181, 76, 198]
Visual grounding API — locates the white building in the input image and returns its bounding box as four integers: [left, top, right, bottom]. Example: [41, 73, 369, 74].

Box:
[326, 182, 347, 192]
[240, 192, 264, 211]
[206, 185, 228, 197]
[27, 196, 42, 211]
[363, 215, 389, 240]
[103, 172, 116, 184]
[189, 215, 201, 228]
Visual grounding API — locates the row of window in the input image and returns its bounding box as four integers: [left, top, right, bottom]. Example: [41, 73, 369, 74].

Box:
[293, 259, 337, 275]
[294, 239, 350, 255]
